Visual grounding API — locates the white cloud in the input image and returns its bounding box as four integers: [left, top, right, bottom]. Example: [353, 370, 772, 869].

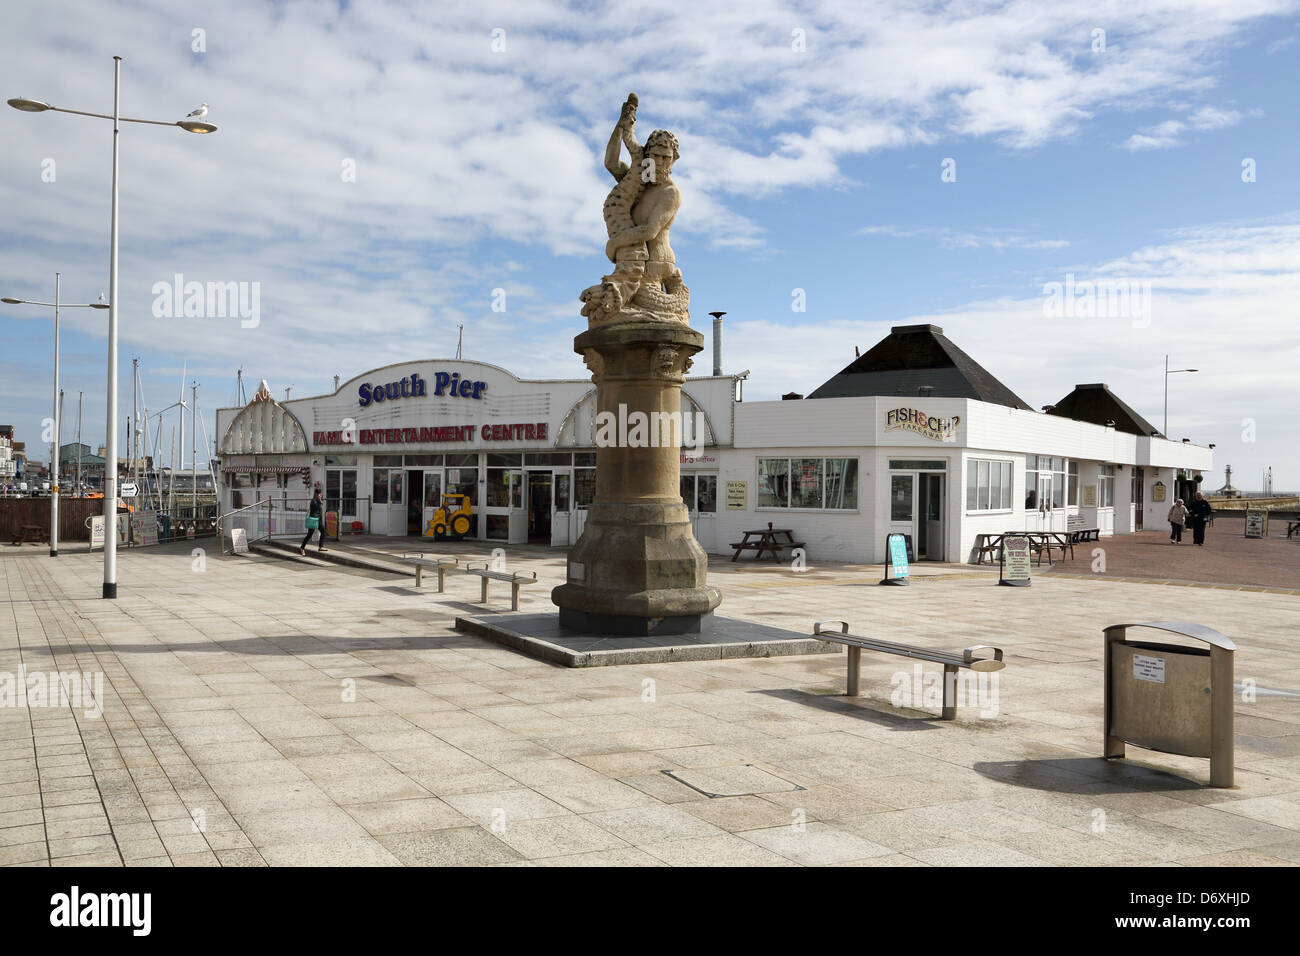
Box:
[857, 225, 1070, 250]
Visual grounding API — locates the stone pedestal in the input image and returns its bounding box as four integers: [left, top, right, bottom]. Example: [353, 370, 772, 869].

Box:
[551, 321, 721, 635]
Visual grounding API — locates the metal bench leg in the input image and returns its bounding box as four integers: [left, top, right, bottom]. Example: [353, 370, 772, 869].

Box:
[511, 583, 520, 611]
[941, 664, 957, 720]
[415, 565, 423, 587]
[437, 568, 446, 593]
[481, 577, 489, 603]
[846, 646, 860, 696]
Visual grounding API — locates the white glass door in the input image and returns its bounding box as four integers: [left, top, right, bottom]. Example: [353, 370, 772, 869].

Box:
[551, 469, 572, 548]
[889, 472, 916, 559]
[421, 471, 442, 536]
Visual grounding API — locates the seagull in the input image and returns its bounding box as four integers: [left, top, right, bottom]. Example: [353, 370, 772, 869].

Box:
[185, 103, 208, 120]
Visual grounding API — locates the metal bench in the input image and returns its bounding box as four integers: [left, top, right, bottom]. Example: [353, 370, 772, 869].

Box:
[463, 564, 538, 611]
[401, 552, 466, 591]
[812, 620, 1006, 720]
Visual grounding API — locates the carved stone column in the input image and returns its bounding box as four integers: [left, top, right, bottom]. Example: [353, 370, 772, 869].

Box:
[551, 321, 721, 634]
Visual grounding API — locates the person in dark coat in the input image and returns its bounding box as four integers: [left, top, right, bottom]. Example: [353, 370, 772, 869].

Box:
[300, 488, 328, 555]
[1187, 491, 1213, 546]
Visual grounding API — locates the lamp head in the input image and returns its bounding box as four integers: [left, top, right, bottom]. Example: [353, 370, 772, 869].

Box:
[0, 297, 23, 304]
[8, 97, 52, 112]
[178, 120, 217, 134]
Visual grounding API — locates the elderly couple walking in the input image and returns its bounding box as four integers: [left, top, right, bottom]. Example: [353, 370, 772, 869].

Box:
[1168, 491, 1213, 546]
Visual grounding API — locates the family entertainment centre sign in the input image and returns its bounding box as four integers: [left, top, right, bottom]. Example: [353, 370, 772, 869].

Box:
[884, 407, 961, 442]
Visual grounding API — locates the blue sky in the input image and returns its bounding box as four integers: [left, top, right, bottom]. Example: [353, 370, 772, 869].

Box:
[1, 0, 1297, 489]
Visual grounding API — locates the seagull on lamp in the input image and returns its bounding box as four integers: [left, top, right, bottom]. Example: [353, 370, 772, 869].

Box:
[185, 103, 208, 121]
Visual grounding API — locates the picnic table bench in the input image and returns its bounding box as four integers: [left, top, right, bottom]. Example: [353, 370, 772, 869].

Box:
[10, 525, 47, 546]
[972, 530, 1072, 566]
[1066, 514, 1100, 542]
[731, 524, 804, 562]
[813, 620, 1005, 720]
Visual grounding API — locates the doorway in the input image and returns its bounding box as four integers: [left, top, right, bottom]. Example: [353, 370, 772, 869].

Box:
[528, 472, 552, 543]
[1132, 467, 1145, 530]
[406, 470, 424, 535]
[889, 469, 946, 561]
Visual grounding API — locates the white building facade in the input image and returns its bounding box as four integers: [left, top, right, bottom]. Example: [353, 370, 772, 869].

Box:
[215, 355, 1212, 563]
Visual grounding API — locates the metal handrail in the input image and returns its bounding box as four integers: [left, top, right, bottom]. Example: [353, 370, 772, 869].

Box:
[217, 498, 272, 555]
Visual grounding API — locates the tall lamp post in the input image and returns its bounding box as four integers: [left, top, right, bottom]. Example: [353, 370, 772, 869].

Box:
[10, 57, 217, 598]
[1163, 355, 1198, 438]
[2, 276, 108, 556]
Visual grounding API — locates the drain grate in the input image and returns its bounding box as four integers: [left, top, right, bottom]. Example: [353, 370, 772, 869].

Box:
[663, 764, 805, 799]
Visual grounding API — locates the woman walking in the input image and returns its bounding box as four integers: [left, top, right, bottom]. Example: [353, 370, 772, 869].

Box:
[1188, 491, 1214, 547]
[300, 487, 328, 555]
[1167, 498, 1189, 544]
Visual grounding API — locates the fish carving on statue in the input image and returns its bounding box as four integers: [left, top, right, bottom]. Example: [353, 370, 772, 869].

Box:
[580, 93, 690, 327]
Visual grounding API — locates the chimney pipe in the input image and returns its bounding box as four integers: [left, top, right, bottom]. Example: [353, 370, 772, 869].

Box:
[333, 374, 340, 392]
[709, 311, 725, 376]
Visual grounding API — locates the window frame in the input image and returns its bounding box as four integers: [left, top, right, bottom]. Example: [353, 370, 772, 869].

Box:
[756, 457, 859, 512]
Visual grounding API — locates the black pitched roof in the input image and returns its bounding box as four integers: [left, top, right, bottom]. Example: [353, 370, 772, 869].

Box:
[1046, 383, 1163, 438]
[806, 324, 1035, 410]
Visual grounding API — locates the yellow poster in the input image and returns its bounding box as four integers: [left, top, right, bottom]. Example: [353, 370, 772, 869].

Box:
[725, 481, 747, 510]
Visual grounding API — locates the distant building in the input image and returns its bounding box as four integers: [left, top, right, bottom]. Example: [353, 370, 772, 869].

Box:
[1216, 465, 1242, 498]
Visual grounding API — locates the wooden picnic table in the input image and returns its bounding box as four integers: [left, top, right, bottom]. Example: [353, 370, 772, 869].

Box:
[731, 524, 804, 562]
[973, 530, 1074, 566]
[10, 524, 47, 546]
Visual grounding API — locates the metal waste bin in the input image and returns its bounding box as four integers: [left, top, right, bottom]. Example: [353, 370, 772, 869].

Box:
[1103, 621, 1235, 787]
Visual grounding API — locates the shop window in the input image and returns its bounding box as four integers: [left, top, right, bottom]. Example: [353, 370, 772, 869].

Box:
[446, 454, 477, 468]
[486, 454, 522, 467]
[373, 470, 389, 505]
[231, 472, 253, 509]
[1024, 456, 1038, 509]
[524, 453, 572, 466]
[574, 468, 595, 508]
[758, 458, 790, 508]
[324, 455, 357, 466]
[447, 468, 477, 504]
[696, 474, 717, 513]
[758, 457, 857, 510]
[574, 452, 597, 467]
[967, 459, 1012, 512]
[555, 473, 571, 512]
[374, 455, 403, 467]
[405, 455, 442, 467]
[1098, 464, 1116, 507]
[486, 469, 513, 508]
[824, 459, 858, 509]
[1068, 460, 1079, 506]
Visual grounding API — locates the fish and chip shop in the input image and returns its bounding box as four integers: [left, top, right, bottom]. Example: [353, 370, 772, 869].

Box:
[214, 324, 1212, 563]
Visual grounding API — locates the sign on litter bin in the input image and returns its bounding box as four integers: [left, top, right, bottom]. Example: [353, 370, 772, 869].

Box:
[1103, 621, 1235, 788]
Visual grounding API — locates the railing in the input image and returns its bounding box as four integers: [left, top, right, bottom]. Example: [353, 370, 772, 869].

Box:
[218, 499, 274, 554]
[218, 497, 373, 554]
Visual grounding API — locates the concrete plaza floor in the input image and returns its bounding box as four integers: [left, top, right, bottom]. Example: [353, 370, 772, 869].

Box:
[1, 537, 1298, 866]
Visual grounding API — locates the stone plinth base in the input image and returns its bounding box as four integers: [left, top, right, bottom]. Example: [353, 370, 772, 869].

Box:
[557, 608, 711, 636]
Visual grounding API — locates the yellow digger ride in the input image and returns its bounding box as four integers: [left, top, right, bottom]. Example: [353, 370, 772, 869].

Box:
[424, 493, 473, 539]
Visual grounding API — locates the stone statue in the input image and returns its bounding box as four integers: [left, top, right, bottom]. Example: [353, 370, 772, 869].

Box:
[580, 93, 691, 326]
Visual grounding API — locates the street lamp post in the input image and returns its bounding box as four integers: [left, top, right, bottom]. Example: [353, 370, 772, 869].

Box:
[10, 57, 217, 597]
[1, 277, 108, 557]
[1163, 355, 1198, 438]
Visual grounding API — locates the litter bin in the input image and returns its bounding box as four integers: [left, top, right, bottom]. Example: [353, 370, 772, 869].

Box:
[1103, 621, 1235, 787]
